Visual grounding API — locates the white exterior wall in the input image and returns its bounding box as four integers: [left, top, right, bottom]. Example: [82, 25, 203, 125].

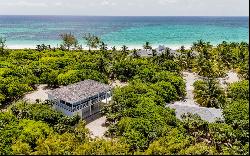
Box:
[54, 104, 74, 116]
[48, 93, 74, 116]
[48, 90, 112, 119]
[73, 109, 83, 118]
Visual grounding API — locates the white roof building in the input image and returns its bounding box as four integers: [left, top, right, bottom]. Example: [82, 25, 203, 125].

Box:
[47, 80, 112, 119]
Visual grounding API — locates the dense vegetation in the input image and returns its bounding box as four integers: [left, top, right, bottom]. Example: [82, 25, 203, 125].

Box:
[193, 78, 226, 108]
[0, 35, 249, 155]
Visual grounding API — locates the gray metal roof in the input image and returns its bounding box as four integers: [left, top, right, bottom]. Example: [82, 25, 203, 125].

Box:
[137, 49, 153, 57]
[156, 45, 166, 53]
[130, 46, 198, 58]
[47, 80, 112, 103]
[167, 104, 223, 123]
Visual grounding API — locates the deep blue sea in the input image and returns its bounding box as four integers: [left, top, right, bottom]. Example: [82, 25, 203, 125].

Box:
[0, 16, 249, 49]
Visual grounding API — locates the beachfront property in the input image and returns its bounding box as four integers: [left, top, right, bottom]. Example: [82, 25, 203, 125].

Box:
[136, 49, 154, 57]
[133, 45, 198, 57]
[136, 45, 169, 57]
[47, 80, 112, 119]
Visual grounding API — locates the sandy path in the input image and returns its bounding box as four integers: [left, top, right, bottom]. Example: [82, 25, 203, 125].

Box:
[172, 71, 201, 107]
[167, 71, 240, 122]
[86, 80, 128, 138]
[218, 70, 240, 89]
[172, 70, 240, 107]
[110, 80, 128, 88]
[23, 84, 52, 103]
[86, 116, 108, 139]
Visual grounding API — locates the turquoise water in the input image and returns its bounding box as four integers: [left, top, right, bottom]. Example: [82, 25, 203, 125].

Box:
[0, 16, 248, 48]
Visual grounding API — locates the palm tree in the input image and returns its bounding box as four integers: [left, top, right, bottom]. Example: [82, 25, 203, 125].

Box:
[121, 45, 129, 56]
[143, 41, 152, 50]
[41, 44, 47, 51]
[111, 46, 116, 52]
[161, 47, 172, 59]
[196, 55, 213, 77]
[217, 42, 233, 69]
[185, 49, 194, 69]
[180, 45, 185, 53]
[132, 49, 139, 58]
[193, 78, 226, 108]
[192, 40, 205, 51]
[99, 41, 109, 58]
[36, 45, 41, 51]
[192, 40, 212, 54]
[97, 57, 106, 73]
[0, 37, 6, 55]
[100, 41, 108, 52]
[152, 49, 157, 57]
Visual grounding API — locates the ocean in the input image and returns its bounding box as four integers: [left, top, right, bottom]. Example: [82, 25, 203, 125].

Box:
[0, 16, 249, 49]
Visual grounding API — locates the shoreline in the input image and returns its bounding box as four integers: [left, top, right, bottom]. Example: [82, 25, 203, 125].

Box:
[7, 44, 192, 50]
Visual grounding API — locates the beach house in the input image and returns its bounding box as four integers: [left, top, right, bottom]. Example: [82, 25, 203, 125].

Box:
[134, 45, 184, 57]
[47, 80, 112, 119]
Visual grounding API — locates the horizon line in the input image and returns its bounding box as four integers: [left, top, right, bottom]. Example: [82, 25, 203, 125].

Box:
[0, 15, 248, 17]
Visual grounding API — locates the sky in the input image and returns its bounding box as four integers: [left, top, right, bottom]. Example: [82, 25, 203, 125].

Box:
[0, 0, 248, 16]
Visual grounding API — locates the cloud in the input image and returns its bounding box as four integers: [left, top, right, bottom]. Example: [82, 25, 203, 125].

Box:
[101, 0, 116, 6]
[101, 0, 109, 6]
[0, 0, 248, 16]
[158, 0, 178, 5]
[5, 1, 48, 7]
[55, 2, 63, 6]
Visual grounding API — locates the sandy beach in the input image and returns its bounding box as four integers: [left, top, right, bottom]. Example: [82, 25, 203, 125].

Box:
[7, 44, 192, 50]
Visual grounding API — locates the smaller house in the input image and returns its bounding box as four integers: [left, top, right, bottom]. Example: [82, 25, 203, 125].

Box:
[136, 49, 153, 57]
[130, 45, 199, 58]
[156, 45, 183, 57]
[155, 45, 166, 55]
[47, 80, 112, 119]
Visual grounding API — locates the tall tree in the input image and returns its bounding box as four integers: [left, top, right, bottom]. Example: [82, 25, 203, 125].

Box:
[180, 45, 185, 53]
[159, 47, 173, 60]
[83, 33, 101, 51]
[192, 40, 212, 55]
[193, 78, 226, 108]
[0, 37, 6, 55]
[100, 41, 108, 52]
[59, 33, 78, 51]
[111, 46, 116, 52]
[121, 45, 129, 56]
[186, 50, 194, 69]
[132, 49, 139, 58]
[143, 42, 152, 50]
[99, 41, 109, 58]
[97, 57, 106, 74]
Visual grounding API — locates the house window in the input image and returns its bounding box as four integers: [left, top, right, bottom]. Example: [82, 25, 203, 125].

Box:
[66, 102, 72, 107]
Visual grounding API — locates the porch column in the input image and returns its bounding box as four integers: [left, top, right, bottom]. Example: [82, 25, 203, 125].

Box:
[98, 93, 100, 111]
[89, 99, 92, 115]
[106, 92, 108, 104]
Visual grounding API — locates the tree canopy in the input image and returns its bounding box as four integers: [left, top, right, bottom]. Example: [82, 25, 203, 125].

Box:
[0, 40, 249, 155]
